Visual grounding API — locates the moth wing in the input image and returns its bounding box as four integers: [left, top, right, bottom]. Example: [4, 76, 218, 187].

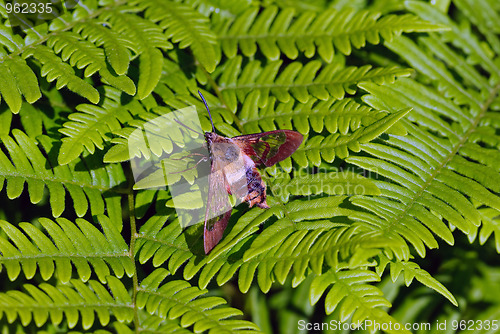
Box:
[233, 130, 303, 167]
[204, 160, 232, 254]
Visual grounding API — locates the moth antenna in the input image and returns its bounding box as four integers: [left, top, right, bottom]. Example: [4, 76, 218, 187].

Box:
[198, 90, 216, 132]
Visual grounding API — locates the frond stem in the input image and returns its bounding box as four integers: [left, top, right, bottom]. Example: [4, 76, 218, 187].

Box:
[219, 67, 406, 92]
[126, 165, 140, 333]
[216, 26, 406, 42]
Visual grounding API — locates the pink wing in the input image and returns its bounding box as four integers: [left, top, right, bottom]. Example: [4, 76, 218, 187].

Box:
[204, 164, 232, 254]
[233, 130, 303, 167]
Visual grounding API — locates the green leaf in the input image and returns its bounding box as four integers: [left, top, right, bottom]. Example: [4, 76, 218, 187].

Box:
[137, 269, 261, 332]
[137, 47, 164, 100]
[217, 5, 448, 62]
[0, 215, 132, 283]
[141, 0, 218, 72]
[309, 268, 408, 333]
[24, 45, 100, 104]
[0, 63, 22, 113]
[0, 279, 133, 329]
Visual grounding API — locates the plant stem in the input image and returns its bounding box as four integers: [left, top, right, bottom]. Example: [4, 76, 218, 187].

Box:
[125, 160, 140, 333]
[129, 191, 140, 333]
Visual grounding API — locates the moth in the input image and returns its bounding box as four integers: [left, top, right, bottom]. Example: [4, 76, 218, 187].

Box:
[194, 92, 303, 254]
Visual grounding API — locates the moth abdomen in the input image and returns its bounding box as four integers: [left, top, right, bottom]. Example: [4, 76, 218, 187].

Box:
[244, 167, 269, 209]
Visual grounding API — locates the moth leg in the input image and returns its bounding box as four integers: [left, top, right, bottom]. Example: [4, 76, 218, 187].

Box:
[174, 118, 203, 136]
[225, 185, 233, 195]
[169, 152, 207, 160]
[169, 156, 208, 174]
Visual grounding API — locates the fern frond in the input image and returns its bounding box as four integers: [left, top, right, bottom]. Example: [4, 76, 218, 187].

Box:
[47, 31, 136, 95]
[0, 276, 133, 329]
[181, 0, 253, 20]
[0, 21, 24, 52]
[57, 86, 141, 165]
[478, 208, 500, 253]
[0, 0, 223, 110]
[292, 108, 410, 167]
[138, 312, 197, 334]
[0, 215, 133, 283]
[216, 5, 447, 62]
[135, 212, 195, 269]
[384, 253, 500, 332]
[1, 0, 495, 331]
[225, 200, 404, 292]
[74, 21, 134, 76]
[139, 0, 218, 72]
[0, 109, 12, 136]
[309, 268, 405, 333]
[344, 3, 500, 260]
[22, 45, 100, 104]
[385, 35, 485, 108]
[137, 268, 261, 333]
[155, 57, 200, 97]
[102, 59, 207, 164]
[103, 66, 409, 169]
[453, 0, 500, 56]
[103, 90, 235, 164]
[405, 0, 499, 80]
[216, 56, 412, 111]
[239, 94, 407, 136]
[0, 57, 41, 113]
[136, 195, 407, 294]
[0, 130, 126, 218]
[100, 11, 173, 99]
[376, 254, 457, 305]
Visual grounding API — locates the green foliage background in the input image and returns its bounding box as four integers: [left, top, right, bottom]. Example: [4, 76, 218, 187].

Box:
[0, 0, 499, 333]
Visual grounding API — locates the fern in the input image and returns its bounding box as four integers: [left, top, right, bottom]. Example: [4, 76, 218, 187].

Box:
[57, 86, 140, 165]
[346, 1, 500, 260]
[0, 130, 125, 219]
[24, 45, 101, 104]
[0, 0, 498, 333]
[0, 277, 134, 329]
[215, 56, 413, 111]
[0, 57, 41, 113]
[73, 22, 133, 76]
[139, 0, 219, 72]
[309, 268, 395, 322]
[215, 5, 446, 62]
[137, 269, 260, 334]
[0, 215, 133, 283]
